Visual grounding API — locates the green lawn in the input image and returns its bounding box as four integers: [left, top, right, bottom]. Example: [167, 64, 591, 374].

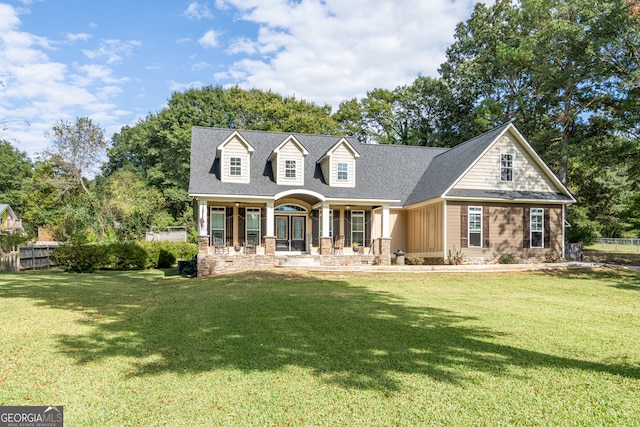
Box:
[1, 268, 639, 426]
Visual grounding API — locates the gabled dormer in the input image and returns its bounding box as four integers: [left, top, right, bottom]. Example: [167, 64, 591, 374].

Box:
[317, 138, 360, 187]
[216, 131, 254, 184]
[268, 135, 308, 186]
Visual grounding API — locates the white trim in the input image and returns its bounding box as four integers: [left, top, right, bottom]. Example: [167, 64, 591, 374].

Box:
[468, 206, 483, 248]
[499, 152, 514, 182]
[317, 137, 360, 163]
[268, 135, 309, 161]
[443, 202, 448, 261]
[274, 189, 326, 202]
[442, 195, 569, 204]
[529, 207, 544, 248]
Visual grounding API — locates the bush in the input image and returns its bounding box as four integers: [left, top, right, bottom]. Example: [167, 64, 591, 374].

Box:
[406, 256, 425, 265]
[108, 243, 148, 270]
[52, 244, 110, 273]
[157, 249, 177, 269]
[139, 241, 198, 269]
[498, 253, 517, 264]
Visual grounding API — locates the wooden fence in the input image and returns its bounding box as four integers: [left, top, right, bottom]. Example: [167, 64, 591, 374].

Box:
[19, 245, 59, 270]
[0, 250, 19, 272]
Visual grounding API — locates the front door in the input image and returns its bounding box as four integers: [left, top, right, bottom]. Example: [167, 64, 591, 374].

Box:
[275, 215, 306, 251]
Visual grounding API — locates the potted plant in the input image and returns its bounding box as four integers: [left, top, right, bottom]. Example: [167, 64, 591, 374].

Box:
[234, 241, 241, 252]
[352, 242, 360, 253]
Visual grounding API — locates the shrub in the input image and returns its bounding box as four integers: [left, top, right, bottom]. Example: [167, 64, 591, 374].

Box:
[406, 256, 425, 265]
[446, 246, 465, 265]
[108, 243, 148, 270]
[52, 244, 110, 273]
[498, 253, 517, 264]
[157, 249, 177, 269]
[140, 241, 198, 269]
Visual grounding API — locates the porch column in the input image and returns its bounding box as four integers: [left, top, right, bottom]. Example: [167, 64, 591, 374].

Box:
[320, 203, 332, 255]
[198, 200, 208, 236]
[266, 201, 275, 236]
[265, 201, 276, 255]
[381, 205, 390, 238]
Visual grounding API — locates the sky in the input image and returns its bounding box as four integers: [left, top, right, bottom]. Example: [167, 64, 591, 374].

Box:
[0, 0, 489, 159]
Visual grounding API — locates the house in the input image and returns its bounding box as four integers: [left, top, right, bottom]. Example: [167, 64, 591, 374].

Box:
[189, 123, 575, 276]
[0, 204, 23, 233]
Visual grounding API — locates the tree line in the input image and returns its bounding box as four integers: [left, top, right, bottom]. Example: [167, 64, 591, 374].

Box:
[1, 0, 639, 246]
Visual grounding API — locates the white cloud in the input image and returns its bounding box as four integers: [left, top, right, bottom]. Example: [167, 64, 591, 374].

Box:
[183, 1, 213, 20]
[82, 39, 141, 64]
[198, 29, 220, 48]
[214, 0, 486, 109]
[66, 32, 91, 43]
[0, 3, 135, 158]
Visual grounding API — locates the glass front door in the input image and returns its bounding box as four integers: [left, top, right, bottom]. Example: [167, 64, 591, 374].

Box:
[275, 215, 306, 251]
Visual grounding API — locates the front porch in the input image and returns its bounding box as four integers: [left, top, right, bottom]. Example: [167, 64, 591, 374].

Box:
[194, 193, 394, 277]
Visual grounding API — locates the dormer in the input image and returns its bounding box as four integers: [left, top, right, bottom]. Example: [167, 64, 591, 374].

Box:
[268, 135, 308, 186]
[317, 138, 360, 187]
[216, 131, 254, 184]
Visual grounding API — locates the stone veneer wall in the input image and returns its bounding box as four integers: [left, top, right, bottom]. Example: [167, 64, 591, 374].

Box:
[197, 254, 277, 277]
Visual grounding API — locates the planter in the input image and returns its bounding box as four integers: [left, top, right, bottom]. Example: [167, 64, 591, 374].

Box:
[353, 246, 360, 253]
[234, 246, 241, 252]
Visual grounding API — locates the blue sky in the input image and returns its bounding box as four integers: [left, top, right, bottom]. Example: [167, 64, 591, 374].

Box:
[0, 0, 487, 159]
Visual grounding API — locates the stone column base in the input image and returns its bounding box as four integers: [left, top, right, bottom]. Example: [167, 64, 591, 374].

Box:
[264, 236, 276, 255]
[198, 235, 209, 254]
[320, 237, 332, 255]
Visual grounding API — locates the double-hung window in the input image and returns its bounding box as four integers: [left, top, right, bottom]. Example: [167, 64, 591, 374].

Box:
[351, 210, 365, 246]
[468, 206, 482, 247]
[210, 207, 226, 246]
[246, 208, 261, 245]
[285, 160, 296, 178]
[337, 162, 348, 181]
[530, 208, 544, 248]
[500, 153, 513, 182]
[230, 157, 242, 176]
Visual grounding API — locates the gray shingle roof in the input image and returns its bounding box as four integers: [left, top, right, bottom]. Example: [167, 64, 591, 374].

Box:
[189, 123, 572, 206]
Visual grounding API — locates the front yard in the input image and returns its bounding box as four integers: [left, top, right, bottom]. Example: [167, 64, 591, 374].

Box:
[1, 268, 639, 425]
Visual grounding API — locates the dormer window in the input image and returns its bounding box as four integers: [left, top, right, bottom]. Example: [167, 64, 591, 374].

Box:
[500, 153, 513, 182]
[230, 157, 242, 176]
[285, 160, 296, 178]
[337, 162, 348, 181]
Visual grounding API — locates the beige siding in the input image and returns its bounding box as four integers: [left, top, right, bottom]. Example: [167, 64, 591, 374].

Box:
[330, 144, 356, 187]
[274, 140, 305, 186]
[454, 132, 558, 193]
[407, 201, 444, 255]
[371, 209, 407, 254]
[221, 137, 251, 184]
[446, 201, 564, 260]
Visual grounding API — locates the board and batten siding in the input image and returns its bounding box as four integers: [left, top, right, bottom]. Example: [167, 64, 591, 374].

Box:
[275, 140, 305, 186]
[453, 133, 557, 193]
[407, 201, 444, 256]
[446, 202, 563, 260]
[221, 136, 251, 184]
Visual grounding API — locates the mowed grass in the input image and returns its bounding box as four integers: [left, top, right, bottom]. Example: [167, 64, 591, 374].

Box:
[1, 268, 639, 426]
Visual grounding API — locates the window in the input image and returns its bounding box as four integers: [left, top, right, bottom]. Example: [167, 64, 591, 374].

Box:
[210, 207, 226, 246]
[468, 206, 482, 247]
[351, 210, 365, 247]
[246, 208, 261, 245]
[337, 162, 348, 181]
[285, 160, 296, 178]
[230, 157, 242, 176]
[530, 208, 544, 248]
[500, 153, 513, 182]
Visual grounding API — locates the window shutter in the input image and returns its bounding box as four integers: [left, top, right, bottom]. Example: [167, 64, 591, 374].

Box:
[226, 207, 234, 246]
[333, 210, 341, 239]
[523, 208, 530, 248]
[311, 211, 319, 247]
[460, 205, 468, 248]
[238, 208, 245, 245]
[483, 206, 490, 249]
[365, 210, 372, 247]
[344, 210, 352, 247]
[544, 208, 550, 249]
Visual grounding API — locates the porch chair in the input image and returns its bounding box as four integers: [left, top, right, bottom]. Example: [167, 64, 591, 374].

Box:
[244, 240, 257, 255]
[333, 235, 344, 255]
[213, 237, 229, 254]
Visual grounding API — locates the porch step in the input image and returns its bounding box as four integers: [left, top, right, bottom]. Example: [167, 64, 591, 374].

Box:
[278, 255, 320, 268]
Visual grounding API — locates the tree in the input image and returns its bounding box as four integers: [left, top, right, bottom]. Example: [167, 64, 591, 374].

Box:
[46, 117, 108, 195]
[0, 140, 33, 215]
[105, 86, 340, 218]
